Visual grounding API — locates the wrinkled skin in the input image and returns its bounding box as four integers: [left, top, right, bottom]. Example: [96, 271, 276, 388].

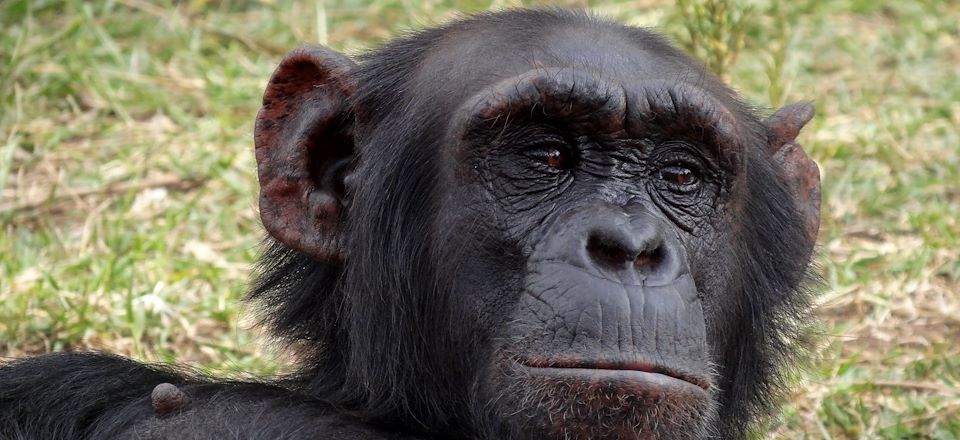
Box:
[0, 10, 818, 440]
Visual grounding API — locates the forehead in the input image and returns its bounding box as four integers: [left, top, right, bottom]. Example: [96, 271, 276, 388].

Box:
[407, 19, 704, 112]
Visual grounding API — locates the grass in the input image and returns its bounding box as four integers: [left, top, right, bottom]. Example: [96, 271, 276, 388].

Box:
[1, 0, 958, 437]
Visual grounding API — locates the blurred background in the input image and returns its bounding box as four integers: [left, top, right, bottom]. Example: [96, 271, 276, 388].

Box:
[1, 0, 957, 437]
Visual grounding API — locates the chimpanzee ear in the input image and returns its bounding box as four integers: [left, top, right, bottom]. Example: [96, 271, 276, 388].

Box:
[254, 46, 357, 263]
[763, 102, 821, 244]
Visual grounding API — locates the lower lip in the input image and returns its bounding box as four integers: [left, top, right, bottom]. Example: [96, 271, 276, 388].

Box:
[518, 365, 711, 398]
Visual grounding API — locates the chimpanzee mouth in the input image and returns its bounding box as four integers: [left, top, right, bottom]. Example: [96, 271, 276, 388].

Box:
[517, 357, 712, 392]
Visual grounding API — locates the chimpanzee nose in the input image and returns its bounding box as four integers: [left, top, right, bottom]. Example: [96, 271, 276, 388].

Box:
[582, 210, 684, 283]
[530, 203, 689, 286]
[587, 221, 664, 271]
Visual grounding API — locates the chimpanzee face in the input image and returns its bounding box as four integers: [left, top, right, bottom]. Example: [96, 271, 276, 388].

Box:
[390, 32, 742, 439]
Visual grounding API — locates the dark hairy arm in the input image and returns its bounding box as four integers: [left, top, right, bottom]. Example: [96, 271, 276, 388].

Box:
[0, 353, 411, 440]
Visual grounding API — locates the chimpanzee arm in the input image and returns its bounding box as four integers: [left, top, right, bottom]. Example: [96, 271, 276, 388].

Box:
[0, 353, 413, 440]
[0, 352, 176, 438]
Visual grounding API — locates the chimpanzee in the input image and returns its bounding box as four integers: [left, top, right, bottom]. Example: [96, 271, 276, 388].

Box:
[0, 9, 819, 440]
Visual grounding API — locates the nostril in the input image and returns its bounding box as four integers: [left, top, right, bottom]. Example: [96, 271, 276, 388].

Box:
[586, 229, 667, 273]
[586, 233, 636, 268]
[633, 246, 665, 272]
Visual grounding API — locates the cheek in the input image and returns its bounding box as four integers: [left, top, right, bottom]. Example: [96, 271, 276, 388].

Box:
[456, 267, 523, 341]
[685, 234, 738, 348]
[439, 199, 526, 337]
[484, 169, 574, 217]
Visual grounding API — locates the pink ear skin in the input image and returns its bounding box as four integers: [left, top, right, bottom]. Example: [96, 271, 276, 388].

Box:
[763, 102, 821, 245]
[254, 46, 358, 263]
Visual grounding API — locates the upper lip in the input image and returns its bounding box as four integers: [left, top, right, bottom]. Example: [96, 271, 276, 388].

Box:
[518, 357, 712, 391]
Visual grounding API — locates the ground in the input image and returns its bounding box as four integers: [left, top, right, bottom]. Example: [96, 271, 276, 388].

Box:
[1, 1, 958, 438]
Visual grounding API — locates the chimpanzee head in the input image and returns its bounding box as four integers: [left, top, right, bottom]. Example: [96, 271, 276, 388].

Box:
[250, 9, 819, 439]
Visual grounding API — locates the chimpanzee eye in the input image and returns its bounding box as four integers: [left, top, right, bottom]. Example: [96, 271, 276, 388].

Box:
[658, 164, 698, 187]
[543, 147, 567, 169]
[527, 144, 574, 170]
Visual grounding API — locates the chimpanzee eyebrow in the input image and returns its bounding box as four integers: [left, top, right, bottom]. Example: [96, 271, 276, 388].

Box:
[449, 67, 628, 142]
[623, 81, 743, 171]
[449, 69, 743, 171]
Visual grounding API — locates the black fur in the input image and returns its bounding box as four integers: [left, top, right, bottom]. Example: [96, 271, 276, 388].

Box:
[0, 9, 815, 439]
